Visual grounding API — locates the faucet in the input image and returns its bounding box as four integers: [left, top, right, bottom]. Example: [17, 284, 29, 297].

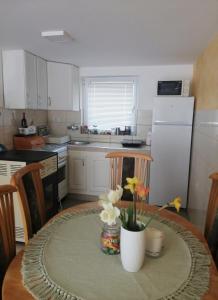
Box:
[67, 123, 79, 131]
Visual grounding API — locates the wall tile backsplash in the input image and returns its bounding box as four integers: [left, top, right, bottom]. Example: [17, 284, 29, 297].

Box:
[48, 109, 153, 143]
[0, 108, 47, 149]
[188, 109, 218, 230]
[0, 108, 152, 149]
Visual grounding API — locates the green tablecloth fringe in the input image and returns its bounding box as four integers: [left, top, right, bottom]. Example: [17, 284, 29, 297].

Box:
[21, 208, 211, 300]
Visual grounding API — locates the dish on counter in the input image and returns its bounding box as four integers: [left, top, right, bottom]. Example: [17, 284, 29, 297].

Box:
[121, 139, 144, 148]
[69, 141, 90, 145]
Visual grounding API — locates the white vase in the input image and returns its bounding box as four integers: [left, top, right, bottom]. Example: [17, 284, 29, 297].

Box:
[120, 225, 146, 272]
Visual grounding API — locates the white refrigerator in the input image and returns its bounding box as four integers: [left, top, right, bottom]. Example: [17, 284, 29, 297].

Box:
[149, 96, 194, 208]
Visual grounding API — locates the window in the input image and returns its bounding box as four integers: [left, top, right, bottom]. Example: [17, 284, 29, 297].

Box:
[83, 77, 137, 131]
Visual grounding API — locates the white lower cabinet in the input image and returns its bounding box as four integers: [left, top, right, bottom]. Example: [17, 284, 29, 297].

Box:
[68, 150, 110, 195]
[87, 152, 110, 194]
[68, 150, 87, 193]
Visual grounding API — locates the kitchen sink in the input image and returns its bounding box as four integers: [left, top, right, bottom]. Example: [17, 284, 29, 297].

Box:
[69, 141, 90, 145]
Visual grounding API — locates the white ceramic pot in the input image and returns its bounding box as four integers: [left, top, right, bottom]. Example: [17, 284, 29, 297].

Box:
[120, 225, 146, 272]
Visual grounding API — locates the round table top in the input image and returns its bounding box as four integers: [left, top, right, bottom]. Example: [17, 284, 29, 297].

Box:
[3, 202, 218, 300]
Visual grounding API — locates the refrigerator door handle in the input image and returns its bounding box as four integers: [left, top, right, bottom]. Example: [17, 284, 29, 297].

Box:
[153, 121, 192, 126]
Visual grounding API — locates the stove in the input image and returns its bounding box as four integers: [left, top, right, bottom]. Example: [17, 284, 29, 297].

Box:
[35, 144, 67, 167]
[33, 143, 68, 201]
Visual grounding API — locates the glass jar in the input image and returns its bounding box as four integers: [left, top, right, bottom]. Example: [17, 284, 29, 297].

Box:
[101, 223, 120, 255]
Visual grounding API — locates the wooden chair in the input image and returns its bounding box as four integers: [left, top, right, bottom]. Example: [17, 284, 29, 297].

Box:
[105, 152, 153, 198]
[10, 163, 46, 245]
[205, 173, 218, 239]
[207, 209, 218, 267]
[0, 185, 17, 294]
[205, 173, 218, 267]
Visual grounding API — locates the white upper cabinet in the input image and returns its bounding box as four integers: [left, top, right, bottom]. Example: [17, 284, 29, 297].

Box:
[25, 51, 37, 109]
[2, 50, 79, 110]
[2, 50, 37, 109]
[47, 61, 80, 111]
[0, 51, 4, 107]
[2, 50, 48, 110]
[36, 57, 48, 110]
[71, 65, 80, 111]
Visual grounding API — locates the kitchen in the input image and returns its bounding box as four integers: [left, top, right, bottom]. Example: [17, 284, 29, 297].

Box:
[0, 49, 194, 238]
[0, 0, 217, 235]
[0, 1, 218, 299]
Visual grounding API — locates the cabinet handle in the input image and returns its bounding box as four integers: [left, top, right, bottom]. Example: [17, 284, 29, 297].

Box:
[48, 96, 51, 106]
[82, 160, 85, 166]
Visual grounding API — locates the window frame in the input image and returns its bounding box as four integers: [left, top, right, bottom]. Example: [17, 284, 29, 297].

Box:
[82, 76, 139, 132]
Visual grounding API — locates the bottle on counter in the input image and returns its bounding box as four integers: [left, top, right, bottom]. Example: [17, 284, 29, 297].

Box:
[21, 112, 28, 128]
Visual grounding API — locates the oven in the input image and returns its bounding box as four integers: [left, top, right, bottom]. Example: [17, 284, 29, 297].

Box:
[0, 154, 58, 242]
[33, 144, 68, 201]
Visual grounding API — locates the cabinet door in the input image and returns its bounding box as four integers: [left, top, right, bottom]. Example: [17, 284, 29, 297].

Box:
[25, 52, 37, 109]
[72, 65, 80, 111]
[87, 152, 110, 195]
[36, 57, 48, 110]
[2, 50, 26, 109]
[47, 62, 73, 110]
[68, 151, 87, 193]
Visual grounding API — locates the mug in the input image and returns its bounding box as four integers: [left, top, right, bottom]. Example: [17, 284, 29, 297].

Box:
[145, 227, 164, 257]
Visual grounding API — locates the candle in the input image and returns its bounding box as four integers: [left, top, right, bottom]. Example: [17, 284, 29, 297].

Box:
[145, 227, 164, 257]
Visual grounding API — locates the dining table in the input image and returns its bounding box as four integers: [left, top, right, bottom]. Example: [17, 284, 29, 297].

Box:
[2, 201, 218, 300]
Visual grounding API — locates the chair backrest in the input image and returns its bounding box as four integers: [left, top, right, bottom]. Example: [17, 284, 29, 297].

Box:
[207, 208, 218, 268]
[0, 185, 17, 290]
[205, 173, 218, 239]
[106, 152, 153, 193]
[10, 163, 46, 244]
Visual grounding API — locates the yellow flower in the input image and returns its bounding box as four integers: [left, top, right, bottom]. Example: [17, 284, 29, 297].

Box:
[124, 177, 140, 194]
[169, 197, 182, 212]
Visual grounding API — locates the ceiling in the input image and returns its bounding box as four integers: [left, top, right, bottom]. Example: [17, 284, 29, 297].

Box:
[0, 0, 218, 67]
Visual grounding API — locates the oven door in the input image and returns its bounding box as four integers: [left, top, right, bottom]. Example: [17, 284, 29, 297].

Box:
[42, 171, 58, 219]
[57, 164, 68, 200]
[23, 170, 58, 235]
[57, 165, 66, 183]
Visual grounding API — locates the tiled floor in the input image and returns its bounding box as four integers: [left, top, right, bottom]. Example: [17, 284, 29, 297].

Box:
[60, 194, 94, 209]
[188, 208, 206, 232]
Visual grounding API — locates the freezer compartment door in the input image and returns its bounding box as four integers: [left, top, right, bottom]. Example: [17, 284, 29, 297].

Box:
[149, 125, 192, 208]
[153, 97, 194, 125]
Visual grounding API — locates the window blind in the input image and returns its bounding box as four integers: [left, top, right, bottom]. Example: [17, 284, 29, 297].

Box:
[84, 77, 137, 130]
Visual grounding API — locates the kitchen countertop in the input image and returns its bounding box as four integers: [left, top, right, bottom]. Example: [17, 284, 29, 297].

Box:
[68, 142, 151, 154]
[0, 150, 57, 162]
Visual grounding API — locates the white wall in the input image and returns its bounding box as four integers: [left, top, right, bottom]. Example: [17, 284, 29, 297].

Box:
[49, 64, 193, 141]
[188, 110, 218, 231]
[80, 65, 193, 110]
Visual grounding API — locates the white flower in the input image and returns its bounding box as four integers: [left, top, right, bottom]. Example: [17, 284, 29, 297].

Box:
[99, 193, 108, 202]
[107, 185, 123, 204]
[100, 206, 120, 225]
[98, 199, 113, 209]
[98, 193, 111, 209]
